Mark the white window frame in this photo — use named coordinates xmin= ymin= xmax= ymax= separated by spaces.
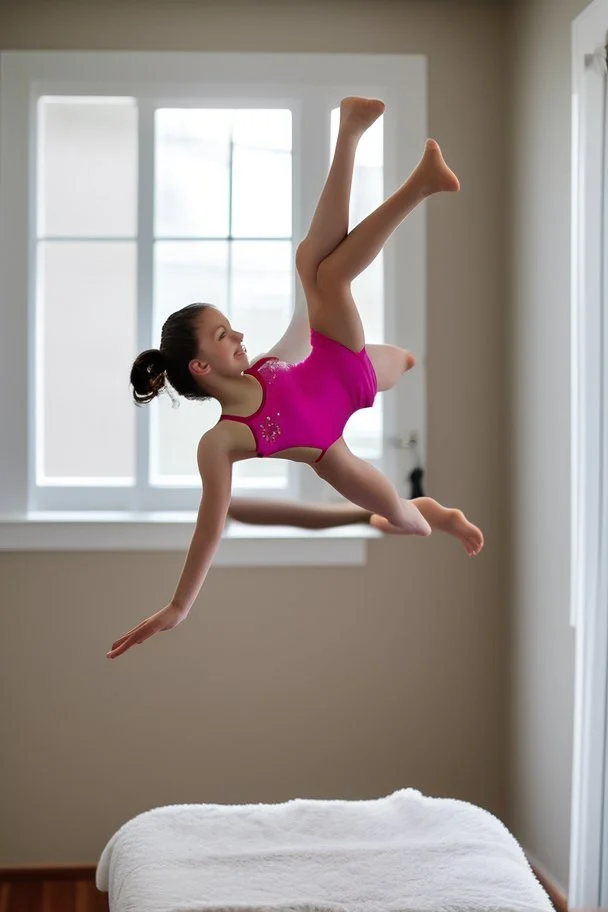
xmin=569 ymin=0 xmax=608 ymax=906
xmin=0 ymin=51 xmax=427 ymax=552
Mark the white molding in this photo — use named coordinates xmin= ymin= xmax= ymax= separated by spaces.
xmin=569 ymin=0 xmax=608 ymax=907
xmin=0 ymin=49 xmax=425 ymax=90
xmin=0 ymin=513 xmax=378 ymax=559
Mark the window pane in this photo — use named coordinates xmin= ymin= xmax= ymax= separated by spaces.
xmin=152 ymin=241 xmax=226 ymax=481
xmin=154 ymin=241 xmax=229 ymax=336
xmin=152 ymin=240 xmax=289 ymax=488
xmin=155 ymin=109 xmax=231 ymax=238
xmin=230 ymin=241 xmax=293 ymax=358
xmin=350 ymin=252 xmax=383 ymax=344
xmin=231 ymin=110 xmax=292 ymax=237
xmin=331 ymin=108 xmax=384 ymax=458
xmin=151 ymin=395 xmax=220 ymax=482
xmin=39 ymin=98 xmax=137 ymax=238
xmin=232 ymin=457 xmax=288 ymax=488
xmin=343 ymin=400 xmax=383 ymax=460
xmin=39 ymin=242 xmax=136 ymax=480
xmin=232 ymin=109 xmax=292 ymax=153
xmin=231 ymin=238 xmax=291 ymax=488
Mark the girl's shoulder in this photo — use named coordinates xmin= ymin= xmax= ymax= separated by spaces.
xmin=201 ymin=416 xmax=256 ymax=461
xmin=202 ymin=420 xmax=238 ymax=450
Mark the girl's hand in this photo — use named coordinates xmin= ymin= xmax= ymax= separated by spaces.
xmin=106 ymin=603 xmax=188 ymax=660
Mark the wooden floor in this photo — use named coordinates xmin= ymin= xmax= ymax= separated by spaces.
xmin=0 ymin=868 xmax=107 ymax=912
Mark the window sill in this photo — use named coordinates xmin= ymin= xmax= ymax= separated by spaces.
xmin=0 ymin=512 xmax=380 ymax=563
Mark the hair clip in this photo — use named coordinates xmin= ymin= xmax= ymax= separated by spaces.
xmin=164 ymin=384 xmax=180 ymax=410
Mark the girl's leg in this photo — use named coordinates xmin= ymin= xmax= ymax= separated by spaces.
xmin=297 ymin=97 xmax=385 ymax=272
xmin=227 ymin=497 xmax=371 ymax=529
xmin=295 ymin=98 xmax=384 ymax=355
xmin=371 ymin=496 xmax=484 ymax=557
xmin=317 ymin=140 xmax=459 ymax=286
xmin=265 ymin=98 xmax=382 ymax=365
xmin=314 ymin=438 xmax=431 ymax=536
xmin=305 ymin=140 xmax=459 ymax=352
xmin=226 ymin=494 xmax=483 ymax=556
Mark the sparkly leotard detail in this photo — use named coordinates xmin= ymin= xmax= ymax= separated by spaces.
xmin=219 ymin=330 xmax=378 ymax=462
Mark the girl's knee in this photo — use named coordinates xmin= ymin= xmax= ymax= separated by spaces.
xmin=316 ymin=256 xmax=349 ymax=293
xmin=296 ymin=241 xmax=352 ymax=297
xmin=295 ymin=240 xmax=318 ymax=283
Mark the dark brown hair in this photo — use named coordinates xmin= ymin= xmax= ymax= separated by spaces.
xmin=130 ymin=303 xmax=211 ymax=405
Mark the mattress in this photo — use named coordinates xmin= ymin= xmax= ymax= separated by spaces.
xmin=96 ymin=788 xmax=553 ymax=912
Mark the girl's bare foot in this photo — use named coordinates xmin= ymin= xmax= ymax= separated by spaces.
xmin=371 ymin=504 xmax=484 ymax=557
xmin=414 ymin=139 xmax=460 ymax=195
xmin=440 ymin=508 xmax=484 ymax=556
xmin=340 ymin=96 xmax=385 ymax=136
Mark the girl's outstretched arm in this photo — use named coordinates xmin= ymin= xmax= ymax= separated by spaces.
xmin=168 ymin=431 xmax=233 ymax=612
xmin=106 ymin=430 xmax=233 ymax=659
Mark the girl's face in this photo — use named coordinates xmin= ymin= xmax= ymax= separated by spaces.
xmin=190 ymin=306 xmax=250 ymax=382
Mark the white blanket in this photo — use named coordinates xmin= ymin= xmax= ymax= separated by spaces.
xmin=96 ymin=788 xmax=552 ymax=912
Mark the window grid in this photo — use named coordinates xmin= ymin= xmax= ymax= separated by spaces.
xmin=31 ymin=97 xmax=386 ymax=512
xmin=35 ymin=97 xmax=139 ymax=491
xmin=17 ymin=90 xmax=408 ymax=510
xmin=0 ymin=53 xmax=427 ymax=535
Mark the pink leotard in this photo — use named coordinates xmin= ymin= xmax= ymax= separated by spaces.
xmin=220 ymin=329 xmax=377 ymax=462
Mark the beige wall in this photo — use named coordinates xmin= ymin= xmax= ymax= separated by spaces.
xmin=507 ymin=0 xmax=592 ymax=892
xmin=0 ymin=0 xmax=510 ymax=865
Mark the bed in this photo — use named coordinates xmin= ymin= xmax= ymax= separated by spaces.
xmin=96 ymin=788 xmax=553 ymax=912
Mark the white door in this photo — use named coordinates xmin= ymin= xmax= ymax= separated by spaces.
xmin=600 ymin=23 xmax=608 ymax=906
xmin=570 ymin=0 xmax=608 ymax=908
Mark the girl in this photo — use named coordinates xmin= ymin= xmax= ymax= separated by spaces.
xmin=108 ymin=97 xmax=483 ymax=660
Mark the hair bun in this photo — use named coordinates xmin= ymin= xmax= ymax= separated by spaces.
xmin=146 ymin=350 xmax=166 ymax=375
xmin=130 ymin=349 xmax=167 ymax=404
